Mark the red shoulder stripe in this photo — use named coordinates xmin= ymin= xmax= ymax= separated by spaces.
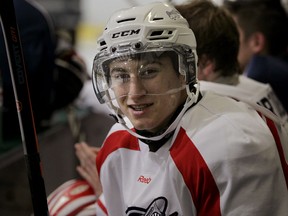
xmin=265 ymin=116 xmax=288 ymax=188
xmin=170 ymin=127 xmax=221 ymax=216
xmin=96 ymin=130 xmax=140 ymax=174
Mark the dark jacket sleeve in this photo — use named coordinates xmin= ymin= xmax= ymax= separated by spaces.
xmin=0 ymin=0 xmax=56 ymax=140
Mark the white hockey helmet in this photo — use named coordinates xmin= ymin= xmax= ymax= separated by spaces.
xmin=47 ymin=179 xmax=96 ymax=216
xmin=92 ymin=2 xmax=199 ymax=140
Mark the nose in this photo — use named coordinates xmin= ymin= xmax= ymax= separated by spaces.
xmin=128 ymin=76 xmax=147 ymax=97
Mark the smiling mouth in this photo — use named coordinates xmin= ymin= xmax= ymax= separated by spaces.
xmin=129 ymin=104 xmax=152 ymax=111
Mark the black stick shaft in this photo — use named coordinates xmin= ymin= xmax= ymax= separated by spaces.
xmin=0 ymin=0 xmax=49 ymax=215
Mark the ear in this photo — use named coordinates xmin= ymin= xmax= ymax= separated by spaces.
xmin=249 ymin=32 xmax=266 ymax=54
xmin=198 ymin=55 xmax=215 ymax=81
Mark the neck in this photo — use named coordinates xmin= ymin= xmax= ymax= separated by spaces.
xmin=136 ymin=101 xmax=185 ymax=152
xmin=213 ymin=73 xmax=239 ymax=86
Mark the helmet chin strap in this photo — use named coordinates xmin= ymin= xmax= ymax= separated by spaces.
xmin=110 ymin=82 xmax=200 ymax=141
xmin=187 ymin=81 xmax=200 ymax=104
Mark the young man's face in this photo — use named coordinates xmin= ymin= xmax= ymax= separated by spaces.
xmin=237 ymin=24 xmax=254 ymax=72
xmin=233 ymin=16 xmax=254 ymax=72
xmin=108 ymin=54 xmax=187 ymax=133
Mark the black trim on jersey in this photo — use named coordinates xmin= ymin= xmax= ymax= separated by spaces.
xmin=136 ymin=103 xmax=181 ymax=152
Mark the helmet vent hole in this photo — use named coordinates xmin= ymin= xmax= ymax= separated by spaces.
xmin=148 ymin=30 xmax=172 ymax=40
xmin=100 ymin=40 xmax=106 ymax=46
xmin=117 ymin=18 xmax=136 ymax=23
xmin=150 ymin=30 xmax=164 ymax=36
xmin=153 ymin=17 xmax=164 ymax=21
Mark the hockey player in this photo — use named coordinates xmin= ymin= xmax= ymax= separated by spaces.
xmin=223 ymin=0 xmax=288 ymax=113
xmin=175 ymin=0 xmax=288 ymax=132
xmin=73 ymin=2 xmax=288 ymax=215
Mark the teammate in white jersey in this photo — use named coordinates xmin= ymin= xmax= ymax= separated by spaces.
xmin=72 ymin=2 xmax=288 ymax=215
xmin=200 ymin=76 xmax=288 ymax=128
xmin=175 ymin=0 xmax=288 ymax=129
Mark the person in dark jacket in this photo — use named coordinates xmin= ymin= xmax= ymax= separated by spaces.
xmin=223 ymin=0 xmax=288 ymax=113
xmin=0 ymin=0 xmax=56 ymax=144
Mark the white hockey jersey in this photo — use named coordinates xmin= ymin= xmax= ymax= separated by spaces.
xmin=95 ymin=91 xmax=288 ymax=216
xmin=200 ymin=75 xmax=288 ymax=126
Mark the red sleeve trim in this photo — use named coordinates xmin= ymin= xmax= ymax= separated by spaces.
xmin=97 ymin=199 xmax=108 ymax=215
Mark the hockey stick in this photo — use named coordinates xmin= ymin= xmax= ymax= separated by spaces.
xmin=0 ymin=0 xmax=49 ymax=215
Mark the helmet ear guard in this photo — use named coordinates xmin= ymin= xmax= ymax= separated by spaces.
xmin=183 ymin=49 xmax=197 ymax=85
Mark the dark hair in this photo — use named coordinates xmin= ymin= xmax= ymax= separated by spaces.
xmin=224 ymin=2 xmax=288 ymax=60
xmin=175 ymin=0 xmax=240 ymax=76
xmin=223 ymin=0 xmax=284 ymax=12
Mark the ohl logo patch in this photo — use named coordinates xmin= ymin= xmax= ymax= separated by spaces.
xmin=125 ymin=197 xmax=179 ymax=216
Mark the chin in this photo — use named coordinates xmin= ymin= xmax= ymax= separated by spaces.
xmin=132 ymin=121 xmax=156 ymax=132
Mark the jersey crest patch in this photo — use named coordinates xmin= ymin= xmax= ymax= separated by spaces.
xmin=125 ymin=196 xmax=178 ymax=216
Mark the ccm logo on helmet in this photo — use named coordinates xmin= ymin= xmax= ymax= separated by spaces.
xmin=112 ymin=29 xmax=141 ymax=38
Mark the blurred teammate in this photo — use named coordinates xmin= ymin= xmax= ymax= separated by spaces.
xmin=175 ymin=0 xmax=288 ymax=131
xmin=223 ymin=0 xmax=288 ymax=112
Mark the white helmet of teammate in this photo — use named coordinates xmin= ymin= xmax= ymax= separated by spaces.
xmin=92 ymin=2 xmax=199 ymax=140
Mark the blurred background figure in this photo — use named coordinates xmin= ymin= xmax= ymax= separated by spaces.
xmin=0 ymin=0 xmax=112 ymax=215
xmin=223 ymin=0 xmax=288 ymax=113
xmin=36 ymin=0 xmax=81 ymax=45
xmin=0 ymin=0 xmax=56 ymax=145
xmin=0 ymin=0 xmax=88 ymax=147
xmin=175 ymin=0 xmax=288 ymax=126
